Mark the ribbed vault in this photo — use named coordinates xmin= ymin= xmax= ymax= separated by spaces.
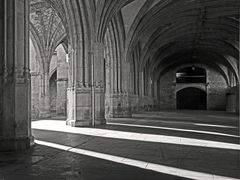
xmin=95 ymin=0 xmax=135 ymax=42
xmin=30 ymin=0 xmax=67 ymax=72
xmin=126 ymin=0 xmax=240 ymax=86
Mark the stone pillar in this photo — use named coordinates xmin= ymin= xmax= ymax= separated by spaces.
xmin=124 ymin=61 xmax=133 ymax=116
xmin=66 ymin=43 xmax=106 ymax=127
xmin=93 ymin=42 xmax=106 ymax=124
xmin=104 ymin=42 xmax=132 ymax=118
xmin=56 ymin=78 xmax=68 ymax=115
xmin=39 ymin=72 xmax=51 ymax=118
xmin=105 ymin=56 xmax=132 ymax=118
xmin=0 ymin=0 xmax=33 ymax=151
xmin=30 ymin=71 xmax=41 ymax=119
xmin=67 ymin=85 xmax=93 ymax=127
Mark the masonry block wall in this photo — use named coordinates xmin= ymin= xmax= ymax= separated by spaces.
xmin=130 ymin=95 xmax=140 ymax=112
xmin=105 ymin=94 xmax=131 ymax=118
xmin=226 ymin=85 xmax=239 ymax=113
xmin=207 ymin=68 xmax=228 ymax=110
xmin=139 ymin=96 xmax=155 ymax=110
xmin=159 ymin=65 xmax=228 ymax=110
xmin=159 ymin=70 xmax=176 ymax=110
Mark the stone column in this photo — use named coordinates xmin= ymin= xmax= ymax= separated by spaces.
xmin=93 ymin=42 xmax=106 ymax=124
xmin=66 ymin=46 xmax=93 ymax=126
xmin=39 ymin=72 xmax=51 ymax=118
xmin=66 ymin=43 xmax=106 ymax=127
xmin=56 ymin=78 xmax=68 ymax=115
xmin=123 ymin=61 xmax=132 ymax=117
xmin=104 ymin=40 xmax=131 ymax=118
xmin=30 ymin=71 xmax=41 ymax=119
xmin=0 ymin=0 xmax=33 ymax=151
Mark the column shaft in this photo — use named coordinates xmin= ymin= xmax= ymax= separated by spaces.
xmin=0 ymin=0 xmax=33 ymax=151
xmin=66 ymin=42 xmax=106 ymax=126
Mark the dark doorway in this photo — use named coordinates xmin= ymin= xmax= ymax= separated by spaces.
xmin=50 ymin=71 xmax=57 ymax=115
xmin=177 ymin=88 xmax=207 ymax=110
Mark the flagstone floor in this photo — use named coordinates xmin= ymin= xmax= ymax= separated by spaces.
xmin=1 ymin=110 xmax=239 ymax=180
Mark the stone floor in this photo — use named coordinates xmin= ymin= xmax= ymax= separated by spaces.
xmin=0 ymin=110 xmax=240 ymax=180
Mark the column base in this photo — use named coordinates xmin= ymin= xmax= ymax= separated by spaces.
xmin=66 ymin=118 xmax=106 ymax=127
xmin=0 ymin=136 xmax=35 ymax=152
xmin=105 ymin=94 xmax=132 ymax=118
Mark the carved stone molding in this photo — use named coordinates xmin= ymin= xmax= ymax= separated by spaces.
xmin=57 ymin=78 xmax=68 ymax=82
xmin=4 ymin=67 xmax=14 ymax=84
xmin=31 ymin=71 xmax=40 ymax=76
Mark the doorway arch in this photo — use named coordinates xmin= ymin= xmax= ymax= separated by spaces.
xmin=177 ymin=87 xmax=207 ymax=110
xmin=50 ymin=71 xmax=57 ymax=115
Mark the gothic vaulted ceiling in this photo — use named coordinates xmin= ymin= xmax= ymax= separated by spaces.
xmin=28 ymin=0 xmax=239 ymax=83
xmin=123 ymin=0 xmax=240 ymax=83
xmin=30 ymin=0 xmax=67 ymax=71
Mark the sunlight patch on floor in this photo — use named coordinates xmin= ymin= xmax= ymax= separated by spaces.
xmin=35 ymin=140 xmax=239 ymax=180
xmin=107 ymin=122 xmax=239 ymax=138
xmin=108 ymin=118 xmax=238 ymax=129
xmin=32 ymin=120 xmax=240 ymax=150
xmin=194 ymin=123 xmax=237 ymax=129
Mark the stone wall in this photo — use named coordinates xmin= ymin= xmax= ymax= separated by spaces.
xmin=159 ymin=70 xmax=176 ymax=110
xmin=226 ymin=85 xmax=239 ymax=113
xmin=207 ymin=69 xmax=228 ymax=111
xmin=105 ymin=93 xmax=132 ymax=118
xmin=159 ymin=65 xmax=228 ymax=111
xmin=129 ymin=94 xmax=156 ymax=112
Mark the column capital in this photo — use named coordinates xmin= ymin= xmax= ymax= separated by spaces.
xmin=3 ymin=67 xmax=31 ymax=84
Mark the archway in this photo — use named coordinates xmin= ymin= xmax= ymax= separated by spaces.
xmin=50 ymin=71 xmax=57 ymax=116
xmin=177 ymin=88 xmax=207 ymax=110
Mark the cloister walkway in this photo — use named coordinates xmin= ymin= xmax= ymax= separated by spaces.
xmin=1 ymin=111 xmax=239 ymax=180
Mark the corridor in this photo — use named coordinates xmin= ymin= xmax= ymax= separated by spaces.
xmin=1 ymin=111 xmax=239 ymax=180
